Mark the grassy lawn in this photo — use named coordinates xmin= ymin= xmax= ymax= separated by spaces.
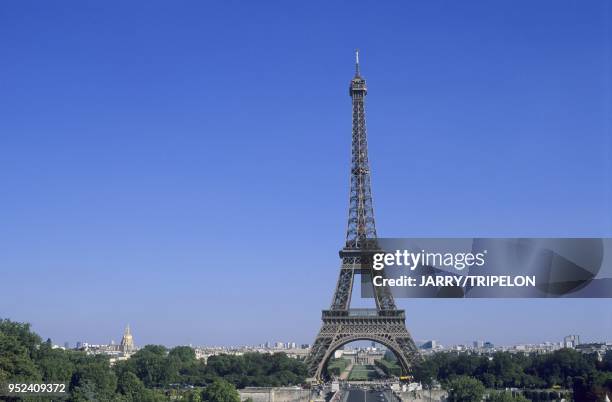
xmin=348 ymin=364 xmax=382 ymax=381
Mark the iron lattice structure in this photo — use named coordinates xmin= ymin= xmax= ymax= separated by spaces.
xmin=305 ymin=52 xmax=419 ymax=380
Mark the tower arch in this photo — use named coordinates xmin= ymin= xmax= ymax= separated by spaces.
xmin=316 ymin=336 xmax=411 ymax=381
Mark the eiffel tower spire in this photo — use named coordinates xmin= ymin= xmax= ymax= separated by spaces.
xmin=345 ymin=49 xmax=376 ymax=249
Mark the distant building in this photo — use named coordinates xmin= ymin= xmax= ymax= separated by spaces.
xmin=576 ymin=342 xmax=608 ymax=361
xmin=564 ymin=335 xmax=580 ymax=349
xmin=354 ymin=349 xmax=383 ymax=364
xmin=473 ymin=340 xmax=484 ymax=349
xmin=120 ymin=325 xmax=135 ymax=353
xmin=483 ymin=341 xmax=494 ymax=349
xmin=420 ymin=340 xmax=437 ymax=350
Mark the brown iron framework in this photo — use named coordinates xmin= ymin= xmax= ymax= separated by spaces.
xmin=305 ymin=51 xmax=419 ymax=380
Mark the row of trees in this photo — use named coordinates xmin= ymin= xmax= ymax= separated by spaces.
xmin=5 ymin=317 xmax=612 ymax=401
xmin=412 ymin=349 xmax=612 ymax=401
xmin=0 ymin=319 xmax=307 ymax=401
xmin=113 ymin=344 xmax=306 ymax=389
xmin=444 ymin=376 xmax=527 ymax=402
xmin=327 ymin=358 xmax=350 ymax=377
xmin=374 ymin=358 xmax=401 ymax=377
xmin=444 ymin=375 xmax=572 ymax=402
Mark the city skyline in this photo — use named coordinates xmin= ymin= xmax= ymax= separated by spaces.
xmin=55 ymin=321 xmax=609 ymax=353
xmin=54 ymin=322 xmax=612 ymax=351
xmin=2 ymin=1 xmax=611 ymax=348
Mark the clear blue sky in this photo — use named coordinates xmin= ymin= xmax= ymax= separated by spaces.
xmin=1 ymin=1 xmax=611 ymax=347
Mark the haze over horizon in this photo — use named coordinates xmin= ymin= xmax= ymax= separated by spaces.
xmin=2 ymin=1 xmax=611 ymax=347
xmin=32 ymin=319 xmax=609 ymax=350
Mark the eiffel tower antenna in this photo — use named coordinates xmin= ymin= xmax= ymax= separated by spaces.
xmin=305 ymin=52 xmax=419 ymax=381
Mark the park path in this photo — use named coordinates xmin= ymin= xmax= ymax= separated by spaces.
xmin=339 ymin=363 xmax=354 ymax=380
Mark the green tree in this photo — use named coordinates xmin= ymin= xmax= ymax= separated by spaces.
xmin=117 ymin=370 xmax=147 ymax=400
xmin=603 ymin=350 xmax=612 ymax=371
xmin=0 ymin=332 xmax=40 ymax=382
xmin=0 ymin=319 xmax=42 ymax=357
xmin=126 ymin=345 xmax=175 ymax=387
xmin=446 ymin=376 xmax=485 ymax=402
xmin=204 ymin=352 xmax=306 ymax=388
xmin=169 ymin=346 xmax=197 ymax=363
xmin=186 ymin=389 xmax=204 ymax=402
xmin=71 ymin=379 xmax=101 ymax=402
xmin=202 ymin=378 xmax=240 ymax=402
xmin=33 ymin=340 xmax=75 ymax=382
xmin=572 ymin=372 xmax=612 ymax=402
xmin=69 ymin=355 xmax=118 ymax=401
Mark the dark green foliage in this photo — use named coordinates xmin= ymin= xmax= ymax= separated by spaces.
xmin=327 ymin=358 xmax=349 ymax=376
xmin=0 ymin=318 xmax=307 ymax=401
xmin=201 ymin=378 xmax=240 ymax=402
xmin=116 ymin=370 xmax=165 ymax=401
xmin=446 ymin=376 xmax=485 ymax=402
xmin=117 ymin=370 xmax=146 ymax=399
xmin=374 ymin=359 xmax=401 ymax=376
xmin=0 ymin=331 xmax=41 ymax=382
xmin=204 ymin=352 xmax=307 ymax=388
xmin=604 ymin=350 xmax=612 ymax=371
xmin=69 ymin=354 xmax=118 ymax=401
xmin=0 ymin=320 xmax=42 ymax=357
xmin=572 ymin=373 xmax=612 ymax=402
xmin=169 ymin=345 xmax=197 ymax=363
xmin=4 ymin=317 xmax=612 ymax=401
xmin=33 ymin=340 xmax=76 ymax=382
xmin=414 ymin=349 xmax=612 ymax=400
xmin=122 ymin=345 xmax=176 ymax=387
xmin=413 ymin=349 xmax=612 ymax=391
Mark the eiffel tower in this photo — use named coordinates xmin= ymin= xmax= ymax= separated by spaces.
xmin=305 ymin=51 xmax=419 ymax=380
